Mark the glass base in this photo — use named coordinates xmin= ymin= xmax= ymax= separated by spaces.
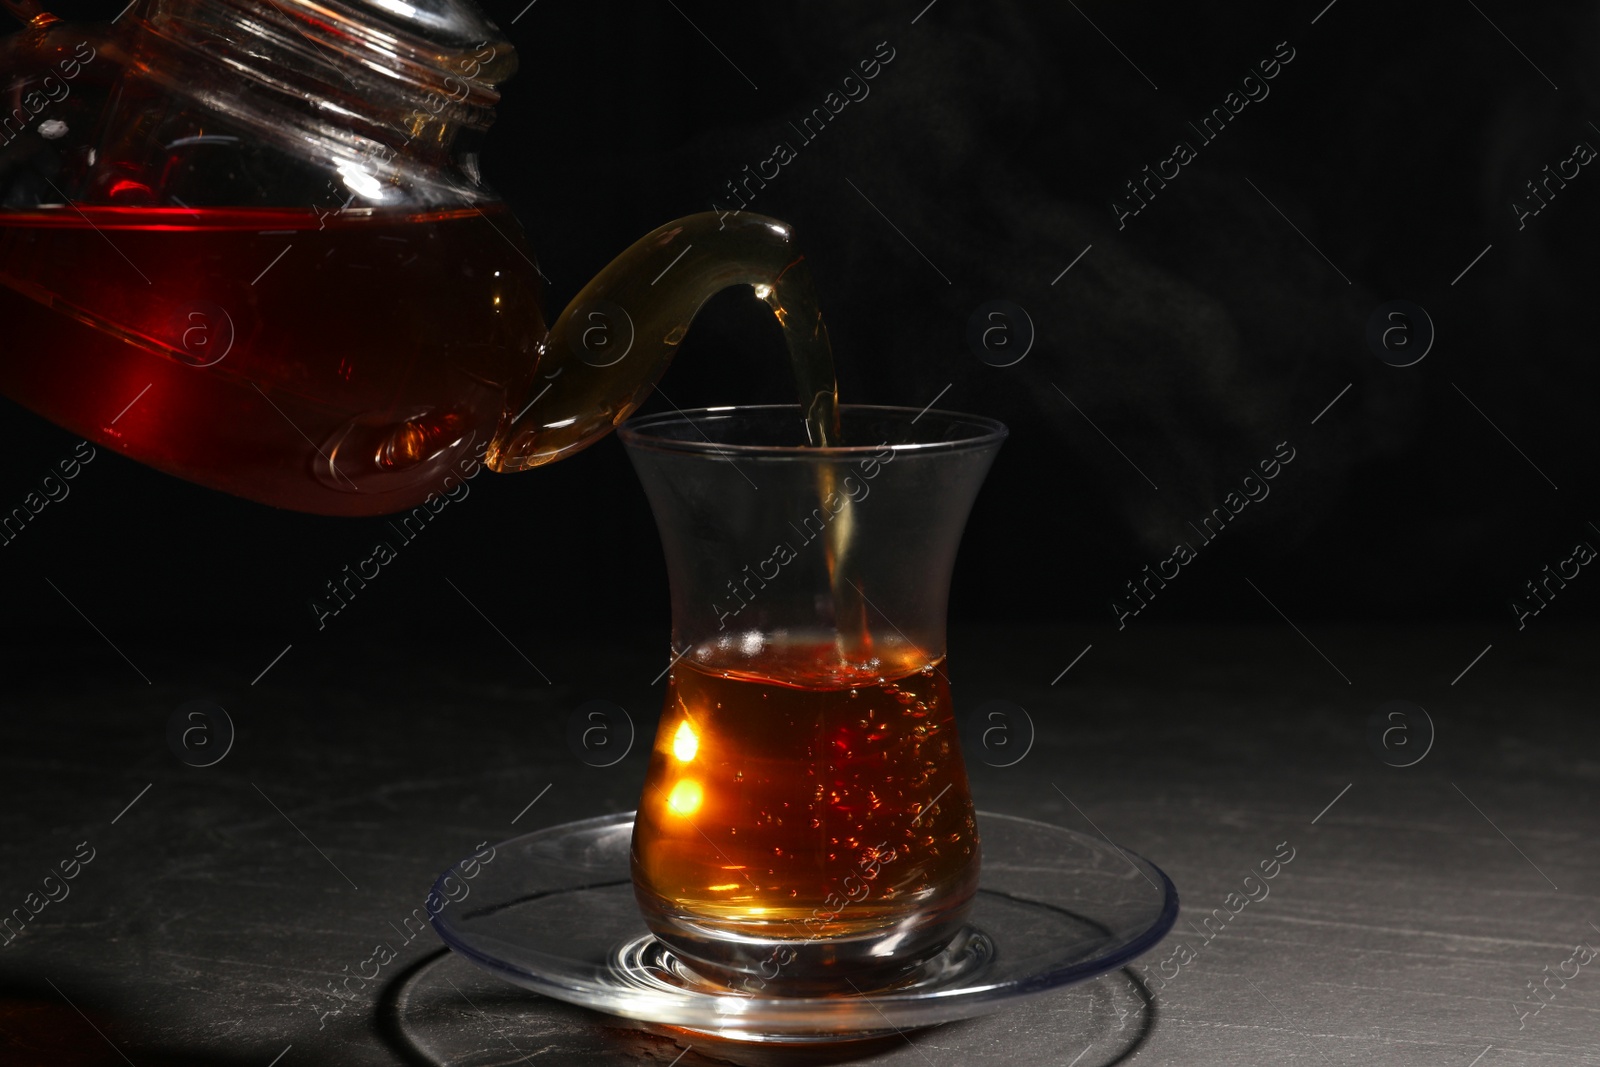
xmin=428 ymin=811 xmax=1178 ymax=1044
xmin=631 ymin=881 xmax=978 ymax=995
xmin=609 ymin=923 xmax=995 ymax=1006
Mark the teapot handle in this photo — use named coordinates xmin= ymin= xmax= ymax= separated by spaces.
xmin=485 ymin=210 xmax=837 ymax=472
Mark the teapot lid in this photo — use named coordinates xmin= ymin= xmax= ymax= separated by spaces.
xmin=134 ymin=0 xmax=518 ymax=114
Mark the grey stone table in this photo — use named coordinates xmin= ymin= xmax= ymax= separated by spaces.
xmin=2 ymin=624 xmax=1595 ymax=1065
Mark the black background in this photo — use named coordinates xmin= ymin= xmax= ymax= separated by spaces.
xmin=3 ymin=0 xmax=1597 ymax=654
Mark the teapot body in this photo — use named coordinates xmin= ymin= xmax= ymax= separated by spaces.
xmin=0 ymin=5 xmax=543 ymax=514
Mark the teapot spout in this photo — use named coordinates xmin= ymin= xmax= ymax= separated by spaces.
xmin=485 ymin=211 xmax=837 ymax=472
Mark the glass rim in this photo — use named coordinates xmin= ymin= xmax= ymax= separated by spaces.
xmin=617 ymin=403 xmax=1009 ymax=457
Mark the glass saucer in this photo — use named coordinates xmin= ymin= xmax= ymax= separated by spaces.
xmin=429 ymin=811 xmax=1178 ymax=1044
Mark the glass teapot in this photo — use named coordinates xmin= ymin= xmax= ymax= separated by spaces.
xmin=0 ymin=0 xmax=835 ymax=514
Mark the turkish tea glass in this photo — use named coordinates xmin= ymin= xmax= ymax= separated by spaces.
xmin=619 ymin=404 xmax=1006 ymax=993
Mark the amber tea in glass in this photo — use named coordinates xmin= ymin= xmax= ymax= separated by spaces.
xmin=620 ymin=405 xmax=1005 ymax=991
